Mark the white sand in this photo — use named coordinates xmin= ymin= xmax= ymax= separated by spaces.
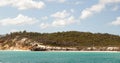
xmin=42 ymin=51 xmax=119 ymax=53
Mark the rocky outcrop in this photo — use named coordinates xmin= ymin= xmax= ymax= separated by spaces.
xmin=0 ymin=36 xmax=33 ymax=50
xmin=29 ymin=44 xmax=120 ymax=51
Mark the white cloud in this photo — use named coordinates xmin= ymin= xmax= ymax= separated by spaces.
xmin=58 ymin=0 xmax=66 ymax=3
xmin=52 ymin=16 xmax=75 ymax=27
xmin=111 ymin=17 xmax=120 ymax=25
xmin=112 ymin=5 xmax=119 ymax=11
xmin=90 ymin=4 xmax=105 ymax=12
xmin=46 ymin=0 xmax=66 ymax=3
xmin=40 ymin=16 xmax=76 ymax=29
xmin=51 ymin=10 xmax=70 ymax=19
xmin=40 ymin=10 xmax=77 ymax=29
xmin=0 ymin=0 xmax=11 ymax=6
xmin=70 ymin=9 xmax=75 ymax=13
xmin=0 ymin=0 xmax=45 ymax=10
xmin=40 ymin=23 xmax=50 ymax=29
xmin=99 ymin=0 xmax=120 ymax=4
xmin=0 ymin=14 xmax=37 ymax=26
xmin=80 ymin=4 xmax=105 ymax=19
xmin=41 ymin=16 xmax=48 ymax=20
xmin=80 ymin=0 xmax=120 ymax=19
xmin=80 ymin=9 xmax=93 ymax=19
xmin=51 ymin=10 xmax=76 ymax=27
xmin=75 ymin=1 xmax=83 ymax=5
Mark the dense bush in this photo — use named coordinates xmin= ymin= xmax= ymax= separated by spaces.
xmin=0 ymin=31 xmax=120 ymax=47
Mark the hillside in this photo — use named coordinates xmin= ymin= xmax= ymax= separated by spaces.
xmin=0 ymin=31 xmax=120 ymax=51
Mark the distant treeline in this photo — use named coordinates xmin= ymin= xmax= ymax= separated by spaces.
xmin=0 ymin=31 xmax=120 ymax=47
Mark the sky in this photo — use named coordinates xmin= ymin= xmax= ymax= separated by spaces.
xmin=0 ymin=0 xmax=120 ymax=35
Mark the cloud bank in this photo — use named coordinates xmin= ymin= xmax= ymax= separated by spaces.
xmin=0 ymin=0 xmax=45 ymax=10
xmin=111 ymin=17 xmax=120 ymax=26
xmin=40 ymin=10 xmax=76 ymax=29
xmin=0 ymin=14 xmax=37 ymax=26
xmin=80 ymin=0 xmax=120 ymax=19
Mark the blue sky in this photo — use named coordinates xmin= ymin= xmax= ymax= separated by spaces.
xmin=0 ymin=0 xmax=120 ymax=35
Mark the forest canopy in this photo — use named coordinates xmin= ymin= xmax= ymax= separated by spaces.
xmin=0 ymin=31 xmax=120 ymax=47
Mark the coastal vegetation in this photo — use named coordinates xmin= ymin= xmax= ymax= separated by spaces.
xmin=0 ymin=31 xmax=120 ymax=51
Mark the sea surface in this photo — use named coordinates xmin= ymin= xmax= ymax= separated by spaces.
xmin=0 ymin=51 xmax=120 ymax=63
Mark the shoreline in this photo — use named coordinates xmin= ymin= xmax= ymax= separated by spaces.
xmin=0 ymin=50 xmax=30 ymax=51
xmin=46 ymin=51 xmax=119 ymax=53
xmin=0 ymin=50 xmax=119 ymax=52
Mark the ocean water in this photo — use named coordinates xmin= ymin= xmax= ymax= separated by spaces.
xmin=0 ymin=51 xmax=120 ymax=63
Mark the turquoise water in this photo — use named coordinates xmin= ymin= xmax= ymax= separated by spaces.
xmin=0 ymin=51 xmax=120 ymax=63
